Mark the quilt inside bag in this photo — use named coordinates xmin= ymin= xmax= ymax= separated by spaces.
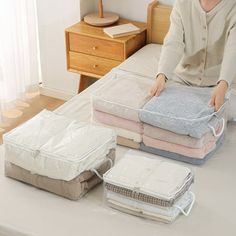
xmin=139 ymin=85 xmax=227 ymax=138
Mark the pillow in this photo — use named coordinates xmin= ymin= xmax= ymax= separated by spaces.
xmin=117 ymin=43 xmax=162 ymax=79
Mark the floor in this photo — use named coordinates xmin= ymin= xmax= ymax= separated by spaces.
xmin=0 ymin=95 xmax=65 ymax=144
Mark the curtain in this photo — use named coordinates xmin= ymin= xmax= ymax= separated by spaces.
xmin=0 ymin=0 xmax=40 ymax=130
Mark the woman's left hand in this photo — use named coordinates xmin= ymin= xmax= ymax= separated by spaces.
xmin=209 ymin=80 xmax=228 ymax=111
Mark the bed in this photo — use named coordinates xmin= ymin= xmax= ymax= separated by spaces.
xmin=0 ymin=1 xmax=236 ymax=235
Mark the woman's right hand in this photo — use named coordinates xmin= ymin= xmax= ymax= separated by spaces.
xmin=149 ymin=74 xmax=167 ymax=97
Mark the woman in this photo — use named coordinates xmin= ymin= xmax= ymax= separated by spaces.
xmin=150 ymin=0 xmax=236 ymax=111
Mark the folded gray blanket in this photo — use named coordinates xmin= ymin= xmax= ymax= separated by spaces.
xmin=139 ymin=85 xmax=226 ymax=138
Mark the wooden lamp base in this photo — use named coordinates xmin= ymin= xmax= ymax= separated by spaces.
xmin=84 ymin=12 xmax=119 ymax=27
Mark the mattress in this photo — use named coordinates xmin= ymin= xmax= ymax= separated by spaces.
xmin=0 ymin=43 xmax=235 ymax=236
xmin=92 ymin=73 xmax=153 ymax=122
xmin=139 ymin=85 xmax=227 ymax=138
xmin=5 ymin=149 xmax=115 ymax=200
xmin=3 ymin=110 xmax=116 ymax=181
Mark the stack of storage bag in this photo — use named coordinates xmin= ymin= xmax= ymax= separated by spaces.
xmin=139 ymin=85 xmax=226 ymax=165
xmin=92 ymin=75 xmax=227 ymax=165
xmin=92 ymin=74 xmax=152 ymax=149
xmin=4 ymin=110 xmax=116 ymax=200
xmin=104 ymin=153 xmax=195 ymax=223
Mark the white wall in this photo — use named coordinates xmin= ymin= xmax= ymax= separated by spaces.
xmin=36 ymin=0 xmax=81 ymax=100
xmin=94 ymin=0 xmax=175 ymax=22
xmin=80 ymin=0 xmax=96 ymax=19
xmin=36 ymin=0 xmax=174 ymax=100
xmin=159 ymin=0 xmax=175 ymax=5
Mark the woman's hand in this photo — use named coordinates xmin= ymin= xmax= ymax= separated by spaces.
xmin=209 ymin=80 xmax=228 ymax=111
xmin=149 ymin=74 xmax=167 ymax=97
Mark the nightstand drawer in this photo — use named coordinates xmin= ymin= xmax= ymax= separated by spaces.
xmin=69 ymin=52 xmax=121 ymax=76
xmin=69 ymin=33 xmax=124 ymax=61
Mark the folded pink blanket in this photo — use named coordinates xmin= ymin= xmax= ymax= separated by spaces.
xmin=93 ymin=109 xmax=143 ymax=134
xmin=143 ymin=124 xmax=216 ymax=149
xmin=143 ymin=135 xmax=216 ymax=159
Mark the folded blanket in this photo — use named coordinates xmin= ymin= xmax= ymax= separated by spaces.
xmin=143 ymin=124 xmax=216 ymax=149
xmin=103 ymin=154 xmax=193 ymax=201
xmin=140 ymin=134 xmax=225 ymax=165
xmin=105 ymin=175 xmax=193 ymax=207
xmin=117 ymin=136 xmax=140 ymax=149
xmin=93 ymin=109 xmax=143 ymax=134
xmin=104 ymin=154 xmax=195 ymax=223
xmin=92 ymin=119 xmax=142 ymax=143
xmin=5 ymin=150 xmax=115 ymax=200
xmin=92 ymin=74 xmax=152 ymax=122
xmin=4 ymin=110 xmax=116 ymax=181
xmin=139 ymin=85 xmax=226 ymax=138
xmin=143 ymin=135 xmax=215 ymax=159
xmin=106 ymin=191 xmax=194 ymax=223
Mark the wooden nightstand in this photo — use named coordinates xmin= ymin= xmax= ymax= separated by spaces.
xmin=65 ymin=19 xmax=147 ymax=92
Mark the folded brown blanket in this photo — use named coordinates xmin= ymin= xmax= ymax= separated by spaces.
xmin=105 ymin=173 xmax=194 ymax=208
xmin=5 ymin=149 xmax=115 ymax=200
xmin=117 ymin=136 xmax=140 ymax=149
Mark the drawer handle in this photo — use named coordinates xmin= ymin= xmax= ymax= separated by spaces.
xmin=92 ymin=46 xmax=97 ymax=50
xmin=93 ymin=64 xmax=98 ymax=68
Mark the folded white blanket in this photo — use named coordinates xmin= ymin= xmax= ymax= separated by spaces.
xmin=106 ymin=191 xmax=194 ymax=223
xmin=92 ymin=74 xmax=152 ymax=122
xmin=103 ymin=153 xmax=193 ymax=201
xmin=4 ymin=110 xmax=116 ymax=181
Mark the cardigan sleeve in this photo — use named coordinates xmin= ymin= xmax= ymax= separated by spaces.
xmin=218 ymin=24 xmax=236 ymax=87
xmin=157 ymin=0 xmax=185 ymax=80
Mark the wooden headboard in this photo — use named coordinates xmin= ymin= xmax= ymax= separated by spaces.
xmin=147 ymin=0 xmax=172 ymax=44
